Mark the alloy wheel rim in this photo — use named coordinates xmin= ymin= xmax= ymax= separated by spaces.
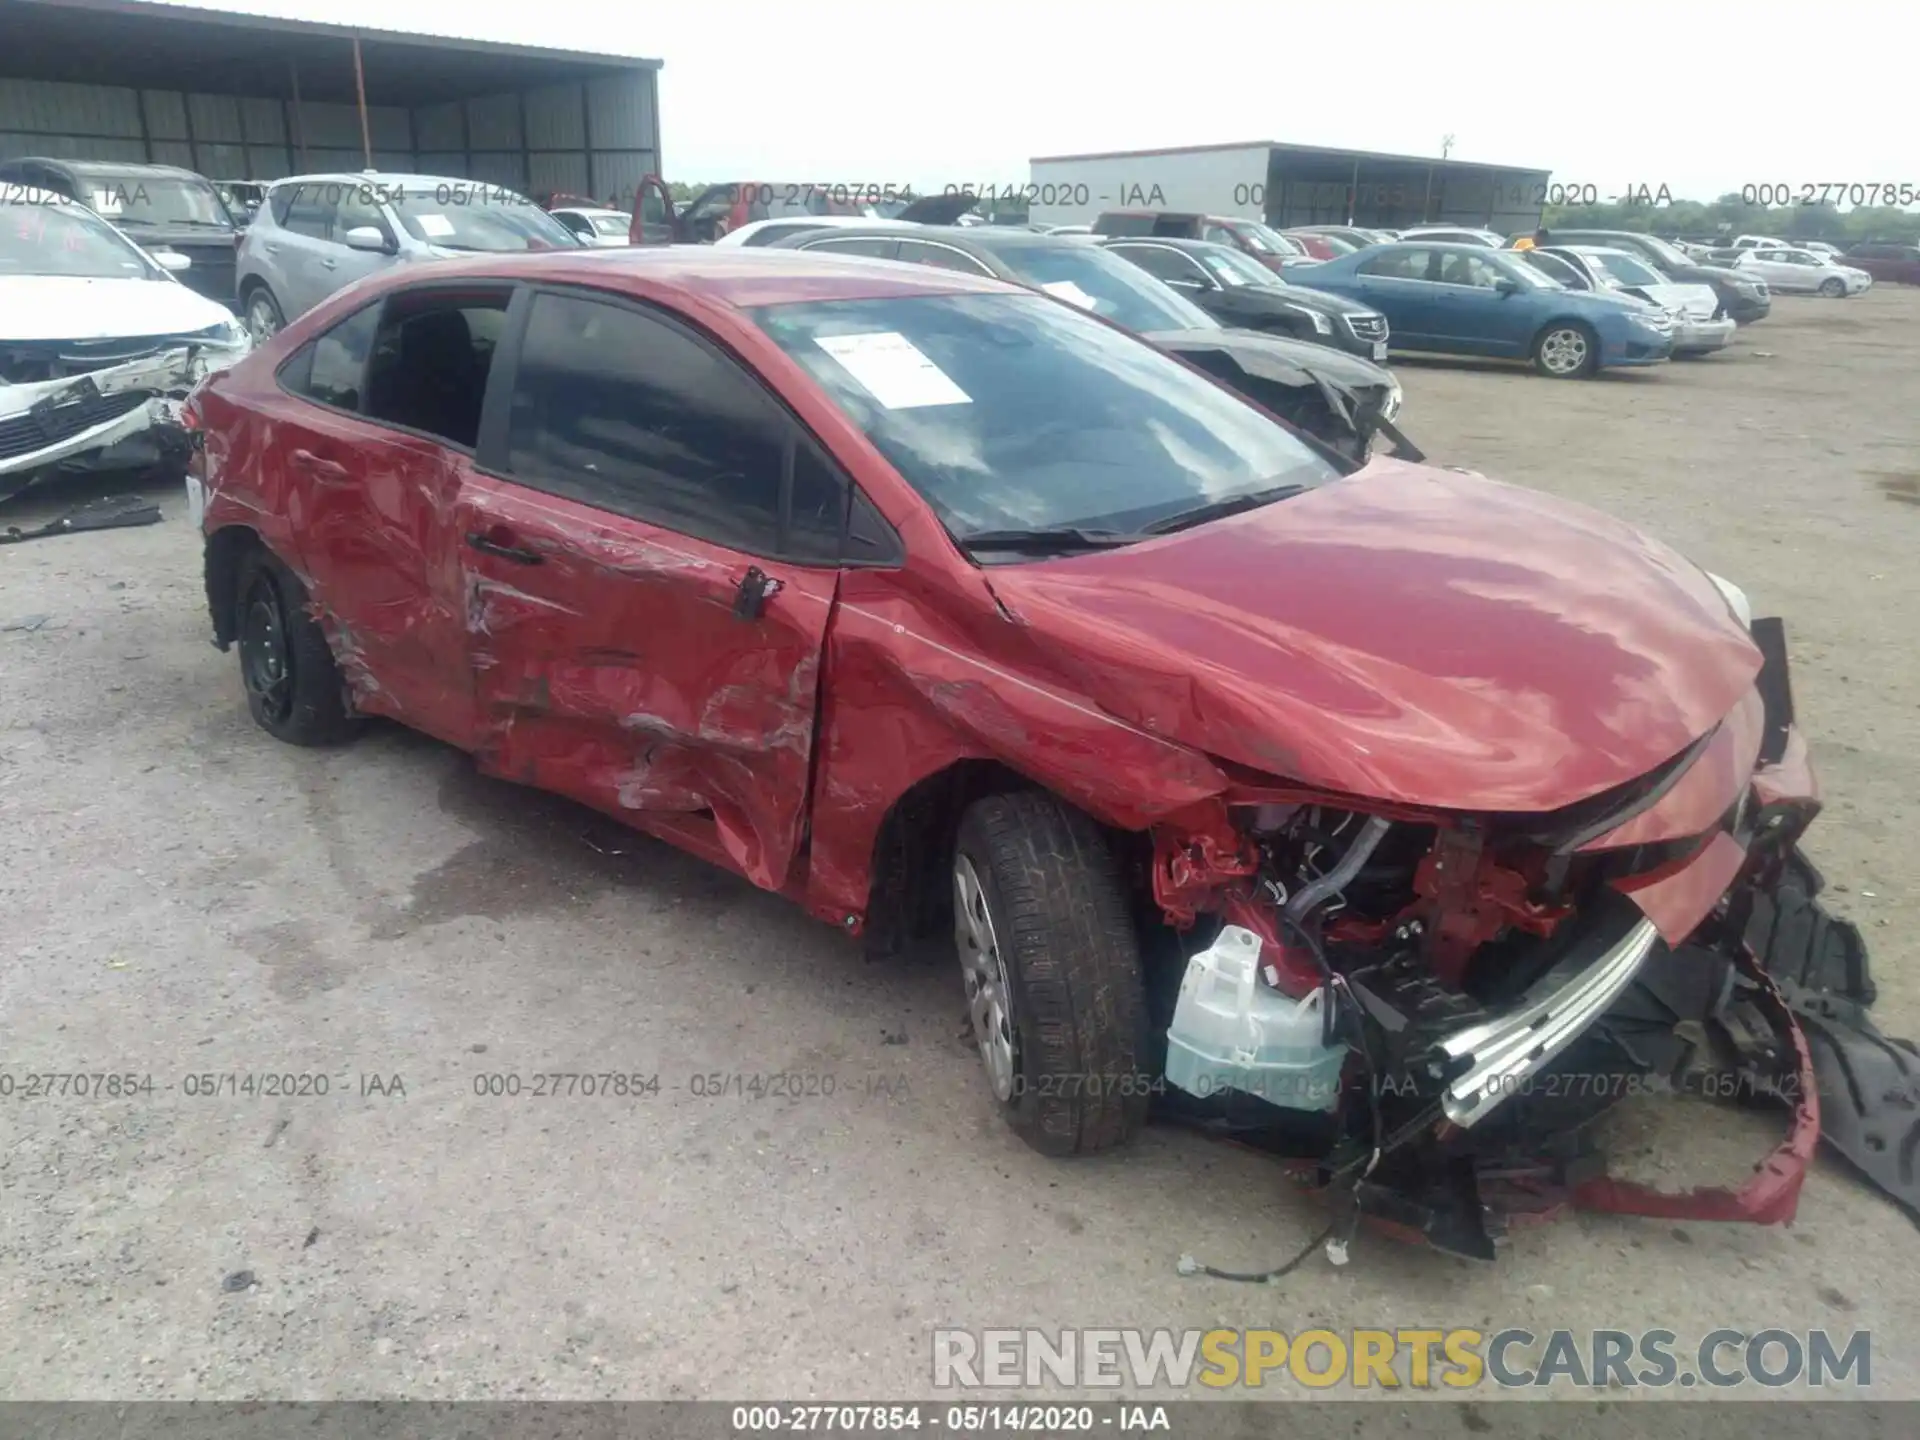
xmin=1542 ymin=328 xmax=1587 ymax=373
xmin=239 ymin=578 xmax=292 ymax=722
xmin=247 ymin=297 xmax=279 ymax=342
xmin=954 ymin=854 xmax=1016 ymax=1101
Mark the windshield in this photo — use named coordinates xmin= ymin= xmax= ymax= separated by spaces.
xmin=989 ymin=243 xmax=1218 ymax=333
xmin=1197 ymin=246 xmax=1281 ymax=288
xmin=752 ymin=293 xmax=1338 ymax=546
xmin=83 ymin=174 xmax=233 ymax=230
xmin=587 ymin=212 xmax=630 ymax=236
xmin=1 ymin=199 xmax=159 ymax=279
xmin=1594 ymin=252 xmax=1662 ymax=286
xmin=392 ymin=189 xmax=578 ymax=252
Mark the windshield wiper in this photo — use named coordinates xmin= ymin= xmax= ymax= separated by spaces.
xmin=959 ymin=526 xmax=1140 ymax=554
xmin=1140 ymin=482 xmax=1309 ymax=536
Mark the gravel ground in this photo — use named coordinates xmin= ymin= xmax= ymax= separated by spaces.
xmin=1 ymin=288 xmax=1916 ymax=1404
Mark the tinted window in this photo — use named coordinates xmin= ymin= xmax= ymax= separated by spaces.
xmin=1359 ymin=248 xmax=1434 ymax=280
xmin=504 ymin=291 xmax=790 ymax=553
xmin=1112 ymin=245 xmax=1208 ymax=284
xmin=897 ymin=240 xmax=992 ymax=275
xmin=752 ymin=293 xmax=1339 ymax=549
xmin=801 ymin=236 xmax=899 ymax=259
xmin=742 ymin=222 xmax=822 ymax=247
xmin=1523 ymin=251 xmax=1584 ymax=288
xmin=281 ymin=185 xmax=332 ymax=240
xmin=285 ymin=304 xmax=380 ymax=410
xmin=1092 ymin=213 xmax=1155 ymax=236
xmin=787 ymin=441 xmax=848 ymax=564
xmin=363 ymin=291 xmax=511 ymax=449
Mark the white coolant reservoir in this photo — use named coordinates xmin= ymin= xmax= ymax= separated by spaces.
xmin=1162 ymin=926 xmax=1347 ymax=1113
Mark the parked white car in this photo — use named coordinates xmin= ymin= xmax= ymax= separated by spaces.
xmin=1530 ymin=245 xmax=1735 ymax=355
xmin=1733 ymin=247 xmax=1873 ymax=296
xmin=1 ymin=185 xmax=249 ymax=499
xmin=550 ymin=207 xmax=633 ymax=248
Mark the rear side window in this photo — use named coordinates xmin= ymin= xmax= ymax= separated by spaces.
xmin=1111 ymin=244 xmax=1207 ymax=284
xmin=279 ymin=184 xmax=332 ymax=239
xmin=1359 ymin=248 xmax=1434 ymax=280
xmin=503 ymin=291 xmax=792 ymax=554
xmin=363 ymin=290 xmax=512 ymax=449
xmin=282 ymin=304 xmax=381 ymax=410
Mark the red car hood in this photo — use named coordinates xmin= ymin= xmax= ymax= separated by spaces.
xmin=983 ymin=460 xmax=1762 ymax=814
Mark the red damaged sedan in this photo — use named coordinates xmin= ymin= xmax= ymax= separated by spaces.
xmin=184 ymin=247 xmax=1901 ymax=1257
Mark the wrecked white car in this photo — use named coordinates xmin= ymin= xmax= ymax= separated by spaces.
xmin=1 ymin=186 xmax=249 ymax=502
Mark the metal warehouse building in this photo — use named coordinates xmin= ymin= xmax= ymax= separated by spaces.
xmin=1027 ymin=140 xmax=1552 ymax=235
xmin=0 ymin=0 xmax=662 ymax=204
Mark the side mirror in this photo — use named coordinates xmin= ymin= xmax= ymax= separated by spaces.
xmin=1493 ymin=277 xmax=1520 ymax=296
xmin=153 ymin=250 xmax=192 ymax=273
xmin=342 ymin=225 xmax=392 ymax=253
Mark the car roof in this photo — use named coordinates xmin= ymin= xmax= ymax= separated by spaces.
xmin=268 ymin=172 xmax=505 ymax=192
xmin=355 ymin=244 xmax=1022 ymax=308
xmin=555 ymin=207 xmax=629 ymax=218
xmin=13 ymin=158 xmax=206 ymax=180
xmin=1098 ymin=235 xmax=1240 ymax=257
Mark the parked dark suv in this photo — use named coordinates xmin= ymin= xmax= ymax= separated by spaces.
xmin=0 ymin=158 xmax=240 ymax=308
xmin=1843 ymin=242 xmax=1920 ymax=286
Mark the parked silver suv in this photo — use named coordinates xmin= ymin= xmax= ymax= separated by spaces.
xmin=235 ymin=172 xmax=583 ymax=340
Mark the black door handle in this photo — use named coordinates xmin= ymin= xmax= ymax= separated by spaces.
xmin=466 ymin=531 xmax=543 ymax=565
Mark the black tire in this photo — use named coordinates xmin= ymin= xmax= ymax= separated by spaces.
xmin=1745 ymin=848 xmax=1874 ymax=1003
xmin=1819 ymin=277 xmax=1845 ymax=298
xmin=243 ymin=285 xmax=284 ymax=343
xmin=234 ymin=547 xmax=356 ymax=746
xmin=1532 ymin=321 xmax=1598 ymax=379
xmin=953 ymin=791 xmax=1151 ymax=1156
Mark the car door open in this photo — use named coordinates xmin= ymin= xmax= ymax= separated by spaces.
xmin=454 ymin=286 xmax=841 ymax=891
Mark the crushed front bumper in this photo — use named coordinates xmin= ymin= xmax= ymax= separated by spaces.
xmin=1673 ymin=315 xmax=1737 ymax=353
xmin=0 ymin=341 xmax=248 ymax=494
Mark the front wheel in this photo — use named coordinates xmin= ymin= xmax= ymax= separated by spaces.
xmin=243 ymin=287 xmax=284 ymax=343
xmin=1819 ymin=277 xmax=1845 ymax=297
xmin=1533 ymin=322 xmax=1597 ymax=378
xmin=953 ymin=791 xmax=1151 ymax=1156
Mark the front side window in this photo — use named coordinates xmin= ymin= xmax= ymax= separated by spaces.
xmin=278 ymin=186 xmax=332 ymax=240
xmin=1436 ymin=251 xmax=1507 ymax=289
xmin=0 ymin=198 xmax=161 ymax=279
xmin=752 ymin=292 xmax=1340 ymax=549
xmin=284 ymin=304 xmax=381 ymax=411
xmin=800 ymin=236 xmax=899 ymax=259
xmin=1523 ymin=251 xmax=1584 ymax=288
xmin=334 ymin=187 xmax=393 ymax=246
xmin=1111 ymin=244 xmax=1209 ymax=285
xmin=504 ymin=291 xmax=792 ymax=554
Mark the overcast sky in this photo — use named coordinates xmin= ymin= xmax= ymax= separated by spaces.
xmin=185 ymin=0 xmax=1905 ymax=205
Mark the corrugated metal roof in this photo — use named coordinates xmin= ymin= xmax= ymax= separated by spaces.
xmin=1032 ymin=139 xmax=1549 ymax=177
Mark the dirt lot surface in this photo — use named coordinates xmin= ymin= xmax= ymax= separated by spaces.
xmin=2 ymin=289 xmax=1917 ymax=1406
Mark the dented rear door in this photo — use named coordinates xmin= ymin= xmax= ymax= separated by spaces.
xmin=456 ymin=285 xmax=839 ymax=891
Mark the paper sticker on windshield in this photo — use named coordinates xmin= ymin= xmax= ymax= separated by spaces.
xmin=416 ymin=213 xmax=456 ymax=238
xmin=1039 ymin=280 xmax=1098 ymax=311
xmin=815 ymin=332 xmax=971 ymax=409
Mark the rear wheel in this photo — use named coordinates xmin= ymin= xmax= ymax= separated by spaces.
xmin=243 ymin=286 xmax=284 ymax=343
xmin=1533 ymin=322 xmax=1597 ymax=378
xmin=235 ymin=548 xmax=356 ymax=746
xmin=953 ymin=791 xmax=1151 ymax=1156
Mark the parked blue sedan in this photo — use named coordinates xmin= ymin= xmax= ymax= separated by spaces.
xmin=1283 ymin=242 xmax=1675 ymax=378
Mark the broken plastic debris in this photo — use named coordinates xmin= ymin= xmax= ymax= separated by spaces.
xmin=1324 ymin=1236 xmax=1350 ymax=1267
xmin=1175 ymin=1254 xmax=1201 ymax=1276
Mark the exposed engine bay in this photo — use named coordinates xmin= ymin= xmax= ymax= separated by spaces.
xmin=1133 ymin=623 xmax=1911 ymax=1259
